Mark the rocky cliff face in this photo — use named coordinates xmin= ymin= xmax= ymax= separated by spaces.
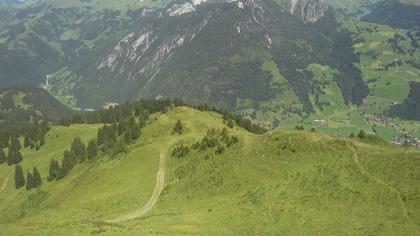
xmin=290 ymin=0 xmax=326 ymax=23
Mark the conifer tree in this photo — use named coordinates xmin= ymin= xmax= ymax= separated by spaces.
xmin=87 ymin=139 xmax=98 ymax=159
xmin=97 ymin=127 xmax=105 ymax=146
xmin=24 ymin=136 xmax=31 ymax=148
xmin=71 ymin=137 xmax=87 ymax=163
xmin=114 ymin=139 xmax=127 ymax=155
xmin=227 ymin=119 xmax=235 ymax=129
xmin=40 ymin=136 xmax=46 ymax=147
xmin=0 ymin=148 xmax=5 ymax=165
xmin=132 ymin=124 xmax=141 ymax=140
xmin=173 ymin=120 xmax=184 ymax=135
xmin=124 ymin=129 xmax=133 ymax=144
xmin=32 ymin=167 xmax=42 ymax=188
xmin=10 ymin=136 xmax=21 ymax=150
xmin=14 ymin=150 xmax=23 ymax=164
xmin=14 ymin=164 xmax=25 ymax=189
xmin=57 ymin=150 xmax=77 ymax=180
xmin=6 ymin=147 xmax=13 ymax=165
xmin=48 ymin=159 xmax=60 ymax=181
xmin=7 ymin=148 xmax=23 ymax=165
xmin=26 ymin=171 xmax=34 ymax=190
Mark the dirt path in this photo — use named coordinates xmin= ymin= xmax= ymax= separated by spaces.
xmin=0 ymin=173 xmax=10 ymax=193
xmin=351 ymin=148 xmax=411 ymax=222
xmin=106 ymin=151 xmax=166 ymax=223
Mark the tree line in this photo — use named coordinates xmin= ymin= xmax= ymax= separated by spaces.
xmin=60 ymin=99 xmax=267 ymax=135
xmin=172 ymin=121 xmax=240 ymax=159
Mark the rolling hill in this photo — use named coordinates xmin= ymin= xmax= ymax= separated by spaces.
xmin=0 ymin=105 xmax=419 ymax=235
xmin=0 ymin=85 xmax=73 ymax=123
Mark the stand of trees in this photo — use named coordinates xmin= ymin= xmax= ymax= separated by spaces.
xmin=0 ymin=120 xmax=50 ymax=151
xmin=170 ymin=127 xmax=239 ymax=159
xmin=390 ymin=82 xmax=420 ymax=120
xmin=14 ymin=165 xmax=42 ymax=190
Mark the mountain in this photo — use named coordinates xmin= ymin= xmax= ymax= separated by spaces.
xmin=0 ymin=0 xmax=381 ymax=110
xmin=89 ymin=0 xmax=367 ymax=110
xmin=0 ymin=0 xmax=419 ymax=142
xmin=363 ymin=0 xmax=420 ymax=30
xmin=0 ymin=105 xmax=419 ymax=234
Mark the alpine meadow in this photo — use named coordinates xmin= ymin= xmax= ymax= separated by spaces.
xmin=0 ymin=0 xmax=419 ymax=235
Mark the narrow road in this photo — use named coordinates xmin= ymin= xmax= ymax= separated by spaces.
xmin=351 ymin=148 xmax=411 ymax=222
xmin=0 ymin=174 xmax=10 ymax=193
xmin=106 ymin=151 xmax=166 ymax=223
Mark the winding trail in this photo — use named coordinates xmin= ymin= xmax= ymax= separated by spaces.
xmin=106 ymin=151 xmax=166 ymax=223
xmin=351 ymin=147 xmax=411 ymax=222
xmin=0 ymin=174 xmax=10 ymax=193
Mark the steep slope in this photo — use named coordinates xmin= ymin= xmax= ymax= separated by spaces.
xmin=0 ymin=0 xmax=369 ymax=112
xmin=363 ymin=0 xmax=420 ymax=30
xmin=390 ymin=82 xmax=420 ymax=120
xmin=0 ymin=106 xmax=419 ymax=235
xmin=78 ymin=0 xmax=368 ymax=112
xmin=0 ymin=85 xmax=73 ymax=123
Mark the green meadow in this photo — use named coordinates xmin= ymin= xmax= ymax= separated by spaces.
xmin=1 ymin=107 xmax=419 ymax=235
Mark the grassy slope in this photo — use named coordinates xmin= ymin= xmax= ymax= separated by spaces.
xmin=0 ymin=107 xmax=420 ymax=235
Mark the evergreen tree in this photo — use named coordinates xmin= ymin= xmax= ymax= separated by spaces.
xmin=124 ymin=129 xmax=133 ymax=144
xmin=221 ymin=128 xmax=228 ymax=140
xmin=10 ymin=136 xmax=21 ymax=150
xmin=48 ymin=159 xmax=60 ymax=181
xmin=7 ymin=148 xmax=23 ymax=165
xmin=231 ymin=135 xmax=239 ymax=144
xmin=358 ymin=130 xmax=366 ymax=139
xmin=14 ymin=150 xmax=23 ymax=164
xmin=227 ymin=119 xmax=235 ymax=129
xmin=0 ymin=148 xmax=5 ymax=165
xmin=26 ymin=171 xmax=34 ymax=191
xmin=24 ymin=136 xmax=31 ymax=148
xmin=6 ymin=147 xmax=13 ymax=165
xmin=32 ymin=167 xmax=42 ymax=188
xmin=97 ymin=127 xmax=105 ymax=146
xmin=71 ymin=137 xmax=87 ymax=163
xmin=57 ymin=150 xmax=77 ymax=180
xmin=40 ymin=135 xmax=46 ymax=147
xmin=14 ymin=164 xmax=25 ymax=189
xmin=132 ymin=124 xmax=141 ymax=140
xmin=87 ymin=139 xmax=98 ymax=159
xmin=215 ymin=145 xmax=225 ymax=155
xmin=173 ymin=120 xmax=184 ymax=135
xmin=114 ymin=139 xmax=127 ymax=155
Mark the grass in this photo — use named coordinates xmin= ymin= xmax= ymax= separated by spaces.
xmin=0 ymin=107 xmax=419 ymax=235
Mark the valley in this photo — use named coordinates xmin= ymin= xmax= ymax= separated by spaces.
xmin=0 ymin=1 xmax=420 ymax=234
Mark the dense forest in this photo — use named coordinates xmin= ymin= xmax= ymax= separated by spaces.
xmin=390 ymin=82 xmax=420 ymax=120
